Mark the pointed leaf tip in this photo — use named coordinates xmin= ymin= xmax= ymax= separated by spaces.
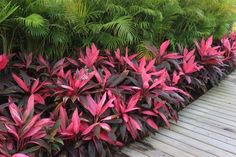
xmin=12 ymin=73 xmax=29 ymax=92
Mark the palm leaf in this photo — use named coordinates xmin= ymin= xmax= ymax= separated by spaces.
xmin=17 ymin=13 xmax=49 ymax=37
xmin=102 ymin=16 xmax=137 ymax=45
xmin=137 ymin=42 xmax=155 ymax=60
xmin=97 ymin=32 xmax=124 ymax=50
xmin=0 ymin=1 xmax=18 ymax=24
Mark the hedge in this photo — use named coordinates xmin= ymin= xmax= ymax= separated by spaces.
xmin=0 ymin=34 xmax=236 ymax=157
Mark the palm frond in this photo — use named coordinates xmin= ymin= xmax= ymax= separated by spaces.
xmin=130 ymin=5 xmax=157 ymax=17
xmin=0 ymin=1 xmax=18 ymax=24
xmin=48 ymin=27 xmax=69 ymax=46
xmin=102 ymin=16 xmax=137 ymax=45
xmin=17 ymin=13 xmax=49 ymax=37
xmin=137 ymin=42 xmax=155 ymax=60
xmin=106 ymin=3 xmax=128 ymax=16
xmin=97 ymin=32 xmax=124 ymax=50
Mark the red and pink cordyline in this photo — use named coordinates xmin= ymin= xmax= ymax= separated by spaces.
xmin=0 ymin=34 xmax=235 ymax=157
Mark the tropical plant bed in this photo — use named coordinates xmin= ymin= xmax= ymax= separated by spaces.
xmin=0 ymin=34 xmax=236 ymax=157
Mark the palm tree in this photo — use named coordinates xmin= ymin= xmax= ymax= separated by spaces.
xmin=0 ymin=1 xmax=18 ymax=53
xmin=0 ymin=0 xmax=235 ymax=58
xmin=0 ymin=0 xmax=69 ymax=57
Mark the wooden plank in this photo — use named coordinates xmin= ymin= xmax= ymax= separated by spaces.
xmin=201 ymin=92 xmax=236 ymax=100
xmin=191 ymin=102 xmax=236 ymax=117
xmin=212 ymin=90 xmax=235 ymax=95
xmin=206 ymin=90 xmax=236 ymax=98
xmin=122 ymin=148 xmax=149 ymax=157
xmin=218 ymin=81 xmax=236 ymax=85
xmin=217 ymin=88 xmax=236 ymax=91
xmin=196 ymin=100 xmax=236 ymax=113
xmin=217 ymin=81 xmax=235 ymax=84
xmin=167 ymin=125 xmax=236 ymax=154
xmin=215 ymin=83 xmax=236 ymax=89
xmin=219 ymin=81 xmax=236 ymax=87
xmin=209 ymin=86 xmax=234 ymax=92
xmin=227 ymin=80 xmax=236 ymax=83
xmin=170 ymin=121 xmax=236 ymax=146
xmin=213 ymin=83 xmax=236 ymax=88
xmin=209 ymin=90 xmax=236 ymax=96
xmin=195 ymin=99 xmax=236 ymax=112
xmin=206 ymin=90 xmax=234 ymax=98
xmin=201 ymin=94 xmax=236 ymax=103
xmin=187 ymin=105 xmax=236 ymax=122
xmin=151 ymin=133 xmax=217 ymax=157
xmin=141 ymin=137 xmax=195 ymax=157
xmin=218 ymin=83 xmax=236 ymax=87
xmin=217 ymin=86 xmax=236 ymax=90
xmin=227 ymin=75 xmax=236 ymax=79
xmin=227 ymin=74 xmax=236 ymax=77
xmin=228 ymin=74 xmax=236 ymax=77
xmin=197 ymin=99 xmax=236 ymax=110
xmin=178 ymin=116 xmax=236 ymax=140
xmin=198 ymin=98 xmax=236 ymax=111
xmin=183 ymin=109 xmax=236 ymax=127
xmin=204 ymin=92 xmax=236 ymax=100
xmin=206 ymin=87 xmax=234 ymax=92
xmin=159 ymin=128 xmax=236 ymax=157
xmin=223 ymin=76 xmax=236 ymax=80
xmin=211 ymin=88 xmax=236 ymax=93
xmin=221 ymin=78 xmax=236 ymax=82
xmin=179 ymin=112 xmax=236 ymax=133
xmin=207 ymin=89 xmax=234 ymax=97
xmin=129 ymin=142 xmax=173 ymax=157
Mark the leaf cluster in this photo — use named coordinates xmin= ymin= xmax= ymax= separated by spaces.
xmin=0 ymin=34 xmax=236 ymax=157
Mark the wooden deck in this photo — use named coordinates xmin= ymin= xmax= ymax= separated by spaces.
xmin=122 ymin=71 xmax=236 ymax=157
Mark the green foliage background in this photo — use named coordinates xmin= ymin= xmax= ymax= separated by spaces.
xmin=0 ymin=0 xmax=235 ymax=58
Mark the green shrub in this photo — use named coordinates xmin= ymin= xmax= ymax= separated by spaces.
xmin=0 ymin=0 xmax=235 ymax=58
